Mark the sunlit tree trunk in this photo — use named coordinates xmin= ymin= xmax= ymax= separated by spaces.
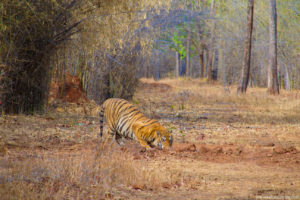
xmin=267 ymin=0 xmax=279 ymax=95
xmin=175 ymin=51 xmax=180 ymax=77
xmin=181 ymin=55 xmax=186 ymax=76
xmin=207 ymin=0 xmax=215 ymax=83
xmin=284 ymin=64 xmax=290 ymax=90
xmin=186 ymin=27 xmax=191 ymax=77
xmin=204 ymin=48 xmax=208 ymax=77
xmin=237 ymin=0 xmax=255 ymax=94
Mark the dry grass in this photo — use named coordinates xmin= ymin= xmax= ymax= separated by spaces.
xmin=0 ymin=139 xmax=189 ymax=200
xmin=139 ymin=77 xmax=300 ymax=115
xmin=1 ymin=78 xmax=300 ymax=199
xmin=136 ymin=78 xmax=300 ymax=147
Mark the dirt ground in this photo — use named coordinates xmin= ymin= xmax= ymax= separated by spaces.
xmin=1 ymin=78 xmax=300 ymax=200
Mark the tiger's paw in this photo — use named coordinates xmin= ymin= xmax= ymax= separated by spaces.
xmin=139 ymin=147 xmax=147 ymax=153
xmin=139 ymin=146 xmax=157 ymax=153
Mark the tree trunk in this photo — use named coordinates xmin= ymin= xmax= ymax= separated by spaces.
xmin=196 ymin=23 xmax=205 ymax=78
xmin=284 ymin=64 xmax=290 ymax=90
xmin=199 ymin=51 xmax=204 ymax=78
xmin=207 ymin=0 xmax=215 ymax=83
xmin=186 ymin=27 xmax=191 ymax=77
xmin=213 ymin=49 xmax=218 ymax=80
xmin=218 ymin=39 xmax=225 ymax=84
xmin=175 ymin=51 xmax=180 ymax=77
xmin=237 ymin=0 xmax=255 ymax=94
xmin=181 ymin=54 xmax=186 ymax=76
xmin=204 ymin=48 xmax=207 ymax=77
xmin=267 ymin=0 xmax=279 ymax=95
xmin=146 ymin=62 xmax=150 ymax=78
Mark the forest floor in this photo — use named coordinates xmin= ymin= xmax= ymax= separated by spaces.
xmin=1 ymin=78 xmax=300 ymax=200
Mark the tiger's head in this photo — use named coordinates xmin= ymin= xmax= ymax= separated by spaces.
xmin=151 ymin=126 xmax=173 ymax=149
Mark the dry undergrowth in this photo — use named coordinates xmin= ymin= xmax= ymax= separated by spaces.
xmin=1 ymin=78 xmax=300 ymax=199
xmin=0 ymin=141 xmax=186 ymax=199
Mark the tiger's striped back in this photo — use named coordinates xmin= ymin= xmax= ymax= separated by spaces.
xmin=99 ymin=98 xmax=173 ymax=149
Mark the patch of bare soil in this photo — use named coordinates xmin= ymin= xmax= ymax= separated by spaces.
xmin=172 ymin=143 xmax=299 ymax=167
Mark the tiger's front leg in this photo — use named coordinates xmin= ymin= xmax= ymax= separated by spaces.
xmin=137 ymin=137 xmax=152 ymax=149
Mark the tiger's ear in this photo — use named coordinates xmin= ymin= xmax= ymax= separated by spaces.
xmin=156 ymin=131 xmax=160 ymax=136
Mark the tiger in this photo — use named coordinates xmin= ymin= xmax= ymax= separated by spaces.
xmin=99 ymin=98 xmax=173 ymax=149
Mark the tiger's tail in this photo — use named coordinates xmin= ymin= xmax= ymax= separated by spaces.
xmin=99 ymin=105 xmax=104 ymax=137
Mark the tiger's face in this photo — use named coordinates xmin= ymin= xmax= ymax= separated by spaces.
xmin=152 ymin=127 xmax=173 ymax=149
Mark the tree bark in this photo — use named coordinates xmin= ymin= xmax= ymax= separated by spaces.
xmin=186 ymin=28 xmax=191 ymax=77
xmin=218 ymin=39 xmax=225 ymax=84
xmin=207 ymin=0 xmax=215 ymax=83
xmin=175 ymin=51 xmax=180 ymax=77
xmin=199 ymin=51 xmax=204 ymax=78
xmin=146 ymin=62 xmax=150 ymax=78
xmin=267 ymin=0 xmax=279 ymax=95
xmin=284 ymin=64 xmax=290 ymax=90
xmin=196 ymin=23 xmax=205 ymax=78
xmin=237 ymin=0 xmax=255 ymax=94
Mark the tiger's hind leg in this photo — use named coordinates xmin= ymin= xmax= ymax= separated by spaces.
xmin=115 ymin=133 xmax=124 ymax=146
xmin=107 ymin=127 xmax=124 ymax=146
xmin=107 ymin=127 xmax=115 ymax=137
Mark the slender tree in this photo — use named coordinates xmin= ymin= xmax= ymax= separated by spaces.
xmin=199 ymin=50 xmax=205 ymax=78
xmin=196 ymin=23 xmax=205 ymax=78
xmin=267 ymin=0 xmax=279 ymax=95
xmin=207 ymin=0 xmax=215 ymax=83
xmin=237 ymin=0 xmax=255 ymax=94
xmin=175 ymin=51 xmax=180 ymax=77
xmin=186 ymin=27 xmax=191 ymax=76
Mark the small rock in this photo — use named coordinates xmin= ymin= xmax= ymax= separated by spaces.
xmin=286 ymin=146 xmax=298 ymax=154
xmin=273 ymin=146 xmax=287 ymax=154
xmin=56 ymin=107 xmax=64 ymax=112
xmin=132 ymin=184 xmax=146 ymax=190
xmin=162 ymin=182 xmax=171 ymax=189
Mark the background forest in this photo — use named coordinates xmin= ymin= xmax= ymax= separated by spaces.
xmin=0 ymin=0 xmax=300 ymax=112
